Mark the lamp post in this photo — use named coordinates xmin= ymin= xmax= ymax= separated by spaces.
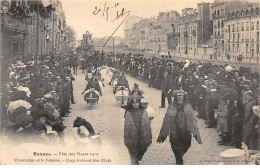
xmin=36 ymin=0 xmax=39 ymax=67
xmin=112 ymin=37 xmax=115 ymax=54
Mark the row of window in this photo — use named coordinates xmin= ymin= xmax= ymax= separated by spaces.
xmin=226 ymin=31 xmax=260 ymax=41
xmin=212 ymin=8 xmax=225 ymax=19
xmin=152 ymin=44 xmax=166 ymax=49
xmin=177 ymin=26 xmax=196 ymax=35
xmin=226 ymin=43 xmax=260 ymax=56
xmin=179 ymin=36 xmax=196 ymax=45
xmin=178 ymin=47 xmax=197 ymax=51
xmin=227 ymin=20 xmax=260 ymax=32
xmin=150 ymin=37 xmax=167 ymax=43
xmin=214 ymin=19 xmax=224 ymax=29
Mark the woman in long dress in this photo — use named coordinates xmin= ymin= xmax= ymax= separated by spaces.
xmin=123 ymin=92 xmax=152 ymax=165
xmin=157 ymin=90 xmax=202 ymax=165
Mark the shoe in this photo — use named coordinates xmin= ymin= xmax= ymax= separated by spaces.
xmin=159 ymin=106 xmax=165 ymax=108
xmin=204 ymin=121 xmax=209 ymax=124
xmin=206 ymin=125 xmax=214 ymax=128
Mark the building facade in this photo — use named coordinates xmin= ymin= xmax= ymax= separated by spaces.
xmin=1 ymin=0 xmax=69 ymax=83
xmin=124 ymin=11 xmax=180 ymax=55
xmin=177 ymin=3 xmax=212 ymax=58
xmin=151 ymin=11 xmax=180 ymax=55
xmin=1 ymin=0 xmax=67 ymax=59
xmin=225 ymin=6 xmax=260 ymax=62
xmin=211 ymin=0 xmax=247 ymax=58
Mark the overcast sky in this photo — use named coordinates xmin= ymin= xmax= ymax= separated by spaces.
xmin=61 ymin=0 xmax=257 ymax=40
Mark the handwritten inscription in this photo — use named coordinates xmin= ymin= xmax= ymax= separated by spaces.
xmin=93 ymin=2 xmax=130 ymax=47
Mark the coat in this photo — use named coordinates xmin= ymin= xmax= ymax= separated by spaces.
xmin=242 ymin=100 xmax=257 ymax=146
xmin=160 ymin=75 xmax=173 ymax=92
xmin=216 ymin=104 xmax=228 ymax=133
xmin=157 ymin=102 xmax=201 ymax=143
xmin=124 ymin=108 xmax=152 ymax=161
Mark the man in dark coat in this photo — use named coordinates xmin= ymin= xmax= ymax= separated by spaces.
xmin=194 ymin=75 xmax=207 ymax=119
xmin=72 ymin=55 xmax=78 ymax=75
xmin=160 ymin=70 xmax=173 ymax=108
xmin=148 ymin=65 xmax=156 ymax=88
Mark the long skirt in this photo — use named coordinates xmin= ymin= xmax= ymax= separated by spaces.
xmin=127 ymin=143 xmax=148 ymax=161
xmin=170 ymin=133 xmax=192 ymax=165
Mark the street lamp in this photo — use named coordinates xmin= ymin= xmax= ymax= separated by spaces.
xmin=112 ymin=37 xmax=115 ymax=54
xmin=36 ymin=0 xmax=40 ymax=67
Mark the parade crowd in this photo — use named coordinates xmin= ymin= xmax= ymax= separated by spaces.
xmin=102 ymin=51 xmax=260 ymax=151
xmin=1 ymin=53 xmax=76 ymax=144
xmin=1 ymin=50 xmax=259 ymax=165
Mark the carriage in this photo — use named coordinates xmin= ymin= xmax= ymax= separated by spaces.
xmin=84 ymin=88 xmax=100 ymax=109
xmin=114 ymin=86 xmax=129 ymax=105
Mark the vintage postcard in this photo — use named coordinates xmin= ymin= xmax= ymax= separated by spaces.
xmin=0 ymin=0 xmax=259 ymax=166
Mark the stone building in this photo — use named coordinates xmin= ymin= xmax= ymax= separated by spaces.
xmin=124 ymin=11 xmax=180 ymax=55
xmin=225 ymin=6 xmax=260 ymax=62
xmin=0 ymin=0 xmax=67 ymax=83
xmin=149 ymin=11 xmax=180 ymax=55
xmin=124 ymin=16 xmax=141 ymax=49
xmin=1 ymin=0 xmax=66 ymax=59
xmin=211 ymin=0 xmax=247 ymax=59
xmin=177 ymin=3 xmax=212 ymax=58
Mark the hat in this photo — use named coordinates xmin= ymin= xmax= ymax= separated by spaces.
xmin=225 ymin=65 xmax=234 ymax=72
xmin=129 ymin=92 xmax=143 ymax=101
xmin=44 ymin=94 xmax=52 ymax=99
xmin=173 ymin=90 xmax=187 ymax=96
xmin=17 ymin=62 xmax=27 ymax=69
xmin=10 ymin=106 xmax=28 ymax=122
xmin=15 ymin=113 xmax=33 ymax=126
xmin=17 ymin=86 xmax=31 ymax=97
xmin=27 ymin=61 xmax=35 ymax=67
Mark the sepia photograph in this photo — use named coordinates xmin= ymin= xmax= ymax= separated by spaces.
xmin=0 ymin=0 xmax=259 ymax=166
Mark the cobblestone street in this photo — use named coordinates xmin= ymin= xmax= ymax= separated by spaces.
xmin=63 ymin=70 xmax=232 ymax=165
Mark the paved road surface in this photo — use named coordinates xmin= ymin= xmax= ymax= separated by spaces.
xmin=63 ymin=70 xmax=231 ymax=165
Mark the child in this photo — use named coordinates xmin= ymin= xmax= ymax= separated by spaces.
xmin=216 ymin=96 xmax=228 ymax=145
